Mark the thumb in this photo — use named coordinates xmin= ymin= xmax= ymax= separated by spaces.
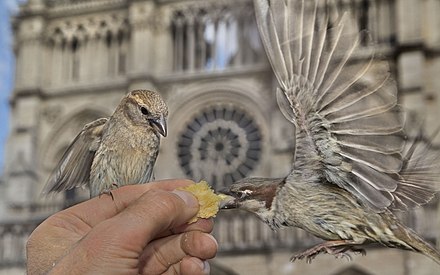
xmin=85 ymin=189 xmax=199 ymax=255
xmin=111 ymin=189 xmax=200 ymax=247
xmin=49 ymin=189 xmax=200 ymax=274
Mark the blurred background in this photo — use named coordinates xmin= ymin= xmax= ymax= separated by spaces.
xmin=0 ymin=0 xmax=439 ymax=274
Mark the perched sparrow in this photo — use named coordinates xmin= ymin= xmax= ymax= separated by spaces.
xmin=221 ymin=0 xmax=440 ymax=264
xmin=44 ymin=90 xmax=168 ymax=198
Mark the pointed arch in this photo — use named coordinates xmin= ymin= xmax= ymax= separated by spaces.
xmin=332 ymin=266 xmax=372 ymax=275
xmin=156 ymin=79 xmax=273 ymax=184
xmin=40 ymin=108 xmax=108 ymax=172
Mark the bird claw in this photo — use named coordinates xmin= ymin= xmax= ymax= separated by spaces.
xmin=290 ymin=245 xmax=325 ymax=263
xmin=99 ymin=190 xmax=114 ymax=200
xmin=290 ymin=242 xmax=366 ymax=263
xmin=349 ymin=247 xmax=367 ymax=256
xmin=99 ymin=183 xmax=119 ymax=200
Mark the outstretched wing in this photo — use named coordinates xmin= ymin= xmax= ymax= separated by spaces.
xmin=393 ymin=119 xmax=440 ymax=210
xmin=254 ymin=0 xmax=438 ymax=211
xmin=43 ymin=118 xmax=108 ymax=194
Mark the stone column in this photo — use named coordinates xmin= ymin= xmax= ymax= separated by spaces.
xmin=154 ymin=6 xmax=174 ymax=74
xmin=395 ymin=0 xmax=425 ymax=118
xmin=15 ymin=17 xmax=46 ymax=90
xmin=422 ymin=0 xmax=440 ymax=139
xmin=424 ymin=0 xmax=440 ymax=48
xmin=4 ymin=95 xmax=41 ymax=219
xmin=128 ymin=0 xmax=158 ymax=91
xmin=3 ymin=4 xmax=46 ymax=219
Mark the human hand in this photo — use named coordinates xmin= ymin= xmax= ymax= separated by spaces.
xmin=27 ymin=179 xmax=217 ymax=275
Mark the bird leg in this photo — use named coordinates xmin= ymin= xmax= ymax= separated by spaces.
xmin=290 ymin=240 xmax=366 ymax=263
xmin=99 ymin=183 xmax=120 ymax=200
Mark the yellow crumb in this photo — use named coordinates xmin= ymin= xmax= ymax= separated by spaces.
xmin=178 ymin=181 xmax=224 ymax=223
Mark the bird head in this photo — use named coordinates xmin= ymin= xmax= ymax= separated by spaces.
xmin=122 ymin=90 xmax=168 ymax=137
xmin=219 ymin=177 xmax=285 ymax=223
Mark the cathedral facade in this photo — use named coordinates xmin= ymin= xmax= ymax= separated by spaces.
xmin=1 ymin=0 xmax=440 ymax=274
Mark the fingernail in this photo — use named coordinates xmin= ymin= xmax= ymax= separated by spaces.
xmin=172 ymin=190 xmax=199 ymax=208
xmin=202 ymin=261 xmax=210 ymax=274
xmin=193 ymin=259 xmax=210 ymax=275
xmin=191 ymin=258 xmax=211 ymax=275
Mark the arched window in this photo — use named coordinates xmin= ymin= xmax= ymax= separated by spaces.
xmin=71 ymin=37 xmax=80 ymax=81
xmin=171 ymin=2 xmax=264 ymax=72
xmin=46 ymin=16 xmax=130 ymax=85
xmin=332 ymin=0 xmax=396 ymax=46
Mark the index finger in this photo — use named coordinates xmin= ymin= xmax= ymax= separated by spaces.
xmin=52 ymin=179 xmax=194 ymax=229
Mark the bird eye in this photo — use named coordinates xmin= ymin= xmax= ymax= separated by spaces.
xmin=238 ymin=191 xmax=248 ymax=199
xmin=140 ymin=107 xmax=149 ymax=115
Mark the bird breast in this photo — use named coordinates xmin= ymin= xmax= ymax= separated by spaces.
xmin=90 ymin=124 xmax=160 ymax=190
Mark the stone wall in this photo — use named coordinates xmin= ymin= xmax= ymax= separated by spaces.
xmin=1 ymin=0 xmax=439 ymax=274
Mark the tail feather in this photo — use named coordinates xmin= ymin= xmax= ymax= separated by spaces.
xmin=392 ymin=223 xmax=440 ymax=265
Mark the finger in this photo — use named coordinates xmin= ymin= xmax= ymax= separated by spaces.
xmin=83 ymin=189 xmax=200 ymax=254
xmin=48 ymin=179 xmax=194 ymax=230
xmin=50 ymin=189 xmax=201 ymax=273
xmin=164 ymin=257 xmax=210 ymax=275
xmin=139 ymin=231 xmax=217 ymax=274
xmin=154 ymin=218 xmax=214 ymax=240
xmin=173 ymin=218 xmax=214 ymax=234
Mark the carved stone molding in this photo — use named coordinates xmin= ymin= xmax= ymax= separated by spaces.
xmin=46 ymin=0 xmax=127 ymax=13
xmin=45 ymin=12 xmax=129 ymax=43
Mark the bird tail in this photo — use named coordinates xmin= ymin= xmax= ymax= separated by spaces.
xmin=392 ymin=222 xmax=440 ymax=265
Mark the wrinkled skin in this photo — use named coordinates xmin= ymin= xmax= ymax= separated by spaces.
xmin=28 ymin=180 xmax=217 ymax=275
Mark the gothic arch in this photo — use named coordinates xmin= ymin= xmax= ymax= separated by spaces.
xmin=44 ymin=14 xmax=131 ymax=85
xmin=156 ymin=79 xmax=273 ymax=186
xmin=331 ymin=266 xmax=372 ymax=275
xmin=74 ymin=24 xmax=88 ymax=42
xmin=50 ymin=27 xmax=66 ymax=45
xmin=40 ymin=107 xmax=108 ymax=173
xmin=166 ymin=78 xmax=271 ymax=124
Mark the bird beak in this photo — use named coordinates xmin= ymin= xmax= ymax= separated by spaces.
xmin=150 ymin=115 xmax=167 ymax=137
xmin=218 ymin=189 xmax=238 ymax=209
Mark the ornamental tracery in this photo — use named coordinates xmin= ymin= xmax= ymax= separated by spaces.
xmin=177 ymin=105 xmax=262 ymax=189
xmin=45 ymin=14 xmax=130 ymax=85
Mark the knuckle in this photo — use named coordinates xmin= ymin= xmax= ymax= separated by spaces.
xmin=141 ymin=190 xmax=182 ymax=221
xmin=170 ymin=264 xmax=180 ymax=275
xmin=181 ymin=232 xmax=217 ymax=259
xmin=150 ymin=190 xmax=181 ymax=214
xmin=151 ymin=243 xmax=170 ymax=271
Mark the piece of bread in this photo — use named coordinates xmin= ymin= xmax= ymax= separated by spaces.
xmin=178 ymin=181 xmax=227 ymax=223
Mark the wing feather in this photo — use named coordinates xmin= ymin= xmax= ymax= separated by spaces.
xmin=254 ymin=0 xmax=439 ymax=211
xmin=392 ymin=124 xmax=440 ymax=210
xmin=43 ymin=118 xmax=108 ymax=194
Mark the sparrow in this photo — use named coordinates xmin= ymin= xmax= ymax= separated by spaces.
xmin=220 ymin=0 xmax=440 ymax=264
xmin=44 ymin=89 xmax=168 ymax=198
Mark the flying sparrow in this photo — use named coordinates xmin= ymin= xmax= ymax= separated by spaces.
xmin=44 ymin=89 xmax=168 ymax=198
xmin=221 ymin=0 xmax=440 ymax=264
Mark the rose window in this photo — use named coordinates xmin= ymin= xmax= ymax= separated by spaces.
xmin=177 ymin=105 xmax=262 ymax=189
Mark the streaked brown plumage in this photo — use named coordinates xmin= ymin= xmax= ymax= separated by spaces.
xmin=44 ymin=89 xmax=168 ymax=198
xmin=220 ymin=0 xmax=440 ymax=264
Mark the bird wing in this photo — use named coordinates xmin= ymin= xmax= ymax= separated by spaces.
xmin=43 ymin=118 xmax=108 ymax=194
xmin=254 ymin=0 xmax=438 ymax=211
xmin=393 ymin=121 xmax=440 ymax=210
